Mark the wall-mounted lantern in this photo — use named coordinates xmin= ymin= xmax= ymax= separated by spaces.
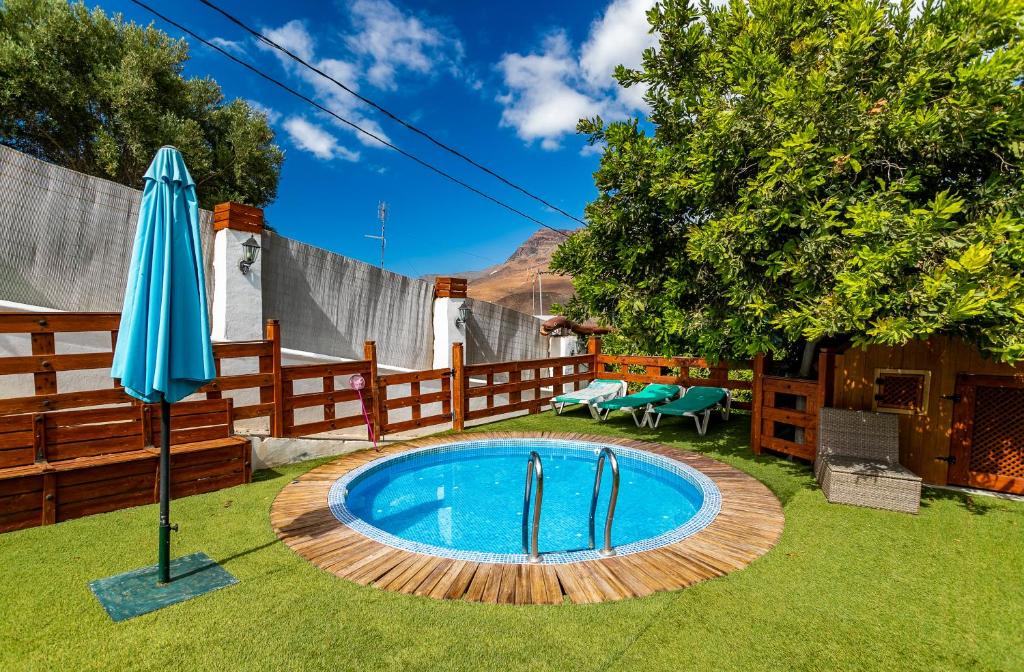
xmin=456 ymin=304 xmax=472 ymax=329
xmin=238 ymin=235 xmax=261 ymax=274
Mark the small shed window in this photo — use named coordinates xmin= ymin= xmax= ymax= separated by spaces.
xmin=873 ymin=369 xmax=930 ymax=415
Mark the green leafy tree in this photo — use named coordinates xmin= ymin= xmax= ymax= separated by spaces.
xmin=0 ymin=0 xmax=283 ymax=209
xmin=554 ymin=0 xmax=1024 ymax=366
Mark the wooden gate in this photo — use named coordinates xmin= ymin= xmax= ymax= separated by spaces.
xmin=949 ymin=374 xmax=1024 ymax=494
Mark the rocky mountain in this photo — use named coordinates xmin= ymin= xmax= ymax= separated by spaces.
xmin=426 ymin=228 xmax=576 ymax=314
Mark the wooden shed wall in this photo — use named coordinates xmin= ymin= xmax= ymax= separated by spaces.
xmin=832 ymin=335 xmax=1022 ymax=484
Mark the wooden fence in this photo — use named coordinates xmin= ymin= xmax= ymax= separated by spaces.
xmin=592 ymin=343 xmax=754 ymax=411
xmin=452 ymin=342 xmax=594 ymax=430
xmin=378 ymin=368 xmax=452 ymax=434
xmin=280 ymin=359 xmax=376 ymax=438
xmin=0 ymin=311 xmax=790 ymax=532
xmin=0 ymin=312 xmax=257 ymax=532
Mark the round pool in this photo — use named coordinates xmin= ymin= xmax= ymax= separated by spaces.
xmin=328 ymin=439 xmax=722 ymax=564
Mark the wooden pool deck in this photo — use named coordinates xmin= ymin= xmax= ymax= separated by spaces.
xmin=270 ymin=432 xmax=784 ymax=605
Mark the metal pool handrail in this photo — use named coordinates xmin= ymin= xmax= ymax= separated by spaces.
xmin=521 ymin=451 xmax=543 ymax=563
xmin=588 ymin=447 xmax=620 ymax=557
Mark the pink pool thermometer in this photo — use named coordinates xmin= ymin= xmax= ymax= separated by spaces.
xmin=348 ymin=374 xmax=379 ymax=451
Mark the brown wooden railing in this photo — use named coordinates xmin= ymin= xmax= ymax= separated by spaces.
xmin=452 ymin=342 xmax=594 ymax=430
xmin=280 ymin=344 xmax=376 ymax=439
xmin=0 ymin=312 xmax=126 ymax=415
xmin=378 ymin=368 xmax=452 ymax=434
xmin=0 ymin=312 xmax=267 ymax=532
xmin=591 ymin=340 xmax=754 ymax=411
xmin=205 ymin=324 xmax=280 ymax=428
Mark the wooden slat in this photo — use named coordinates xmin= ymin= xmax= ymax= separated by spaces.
xmin=381 ymin=413 xmax=451 ymax=434
xmin=44 ymin=405 xmax=138 ymax=427
xmin=212 ymin=340 xmax=273 ymax=358
xmin=231 ymin=402 xmax=275 ymax=421
xmin=465 ymin=396 xmax=559 ymax=421
xmin=761 ymin=435 xmax=816 ymax=461
xmin=281 ymin=361 xmax=369 ymax=381
xmin=597 ymin=354 xmax=711 ymax=368
xmin=46 ymin=435 xmax=146 ymax=461
xmin=378 ymin=369 xmax=451 ymax=386
xmin=0 ymin=351 xmax=113 ymax=375
xmin=286 ymin=414 xmax=367 ymax=437
xmin=0 ymin=388 xmax=131 ymax=415
xmin=761 ymin=407 xmax=815 ymax=428
xmin=381 ymin=390 xmax=448 ymax=411
xmin=0 ymin=312 xmax=120 ymax=333
xmin=762 ymin=376 xmax=818 ymax=395
xmin=465 ymin=371 xmax=592 ymax=398
xmin=285 ymin=388 xmax=361 ymax=411
xmin=201 ymin=373 xmax=274 ymax=393
xmin=46 ymin=420 xmax=142 ymax=445
xmin=0 ymin=447 xmax=34 ymax=468
xmin=464 ymin=355 xmax=591 ymax=377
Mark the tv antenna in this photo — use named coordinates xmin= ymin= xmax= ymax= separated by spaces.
xmin=365 ymin=201 xmax=387 ymax=268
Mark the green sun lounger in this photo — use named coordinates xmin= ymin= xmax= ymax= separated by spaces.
xmin=551 ymin=379 xmax=627 ymax=415
xmin=594 ymin=383 xmax=682 ymax=426
xmin=644 ymin=386 xmax=731 ymax=435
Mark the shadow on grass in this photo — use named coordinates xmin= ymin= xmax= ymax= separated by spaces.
xmin=252 ymin=468 xmax=284 ymax=484
xmin=218 ymin=539 xmax=281 ymax=567
xmin=919 ymin=487 xmax=1022 ymax=516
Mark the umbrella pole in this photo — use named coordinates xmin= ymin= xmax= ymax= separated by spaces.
xmin=158 ymin=396 xmax=172 ymax=584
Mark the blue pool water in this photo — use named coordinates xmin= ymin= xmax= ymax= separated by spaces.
xmin=329 ymin=439 xmax=721 ymax=564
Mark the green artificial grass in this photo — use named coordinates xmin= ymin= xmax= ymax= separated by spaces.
xmin=2 ymin=410 xmax=1022 ymax=671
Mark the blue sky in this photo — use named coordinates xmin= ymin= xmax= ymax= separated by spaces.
xmin=97 ymin=0 xmax=657 ymax=277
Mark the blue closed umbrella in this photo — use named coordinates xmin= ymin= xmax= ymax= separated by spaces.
xmin=111 ymin=146 xmax=215 ymax=584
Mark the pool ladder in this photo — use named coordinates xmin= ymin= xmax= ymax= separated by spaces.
xmin=521 ymin=448 xmax=620 ymax=563
xmin=589 ymin=447 xmax=619 ymax=557
xmin=521 ymin=451 xmax=543 ymax=563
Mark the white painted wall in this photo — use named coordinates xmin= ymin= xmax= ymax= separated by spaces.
xmin=212 ymin=227 xmax=263 ymax=342
xmin=432 ymin=296 xmax=466 ymax=369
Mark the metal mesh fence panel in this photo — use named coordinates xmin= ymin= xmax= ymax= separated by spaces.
xmin=261 ymin=233 xmax=435 ymax=370
xmin=0 ymin=145 xmax=215 ymax=311
xmin=463 ymin=298 xmax=549 ymax=364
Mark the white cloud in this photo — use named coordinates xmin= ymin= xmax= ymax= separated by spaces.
xmin=209 ymin=36 xmax=245 ymax=56
xmin=579 ymin=0 xmax=656 ymax=88
xmin=245 ymin=99 xmax=281 ymax=125
xmin=255 ymin=2 xmax=465 ymax=152
xmin=496 ymin=0 xmax=657 ymax=150
xmin=258 ymin=20 xmax=391 ymax=149
xmin=496 ymin=33 xmax=604 ymax=151
xmin=283 ymin=116 xmax=360 ymax=161
xmin=346 ymin=0 xmax=464 ymax=90
xmin=262 ymin=20 xmax=316 ymax=62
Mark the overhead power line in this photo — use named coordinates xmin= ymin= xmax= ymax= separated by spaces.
xmin=127 ymin=0 xmax=570 ymax=236
xmin=196 ymin=0 xmax=584 ymax=229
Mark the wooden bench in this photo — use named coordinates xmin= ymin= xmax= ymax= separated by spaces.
xmin=0 ymin=399 xmax=251 ymax=532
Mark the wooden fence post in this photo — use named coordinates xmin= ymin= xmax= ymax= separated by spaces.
xmin=364 ymin=341 xmax=382 ymax=441
xmin=751 ymin=353 xmax=766 ymax=455
xmin=41 ymin=473 xmax=56 ymax=526
xmin=452 ymin=342 xmax=466 ymax=432
xmin=587 ymin=335 xmax=602 ymax=369
xmin=266 ymin=319 xmax=285 ymax=437
xmin=817 ymin=348 xmax=835 ymax=411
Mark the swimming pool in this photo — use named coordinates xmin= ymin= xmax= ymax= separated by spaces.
xmin=328 ymin=438 xmax=722 ymax=564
